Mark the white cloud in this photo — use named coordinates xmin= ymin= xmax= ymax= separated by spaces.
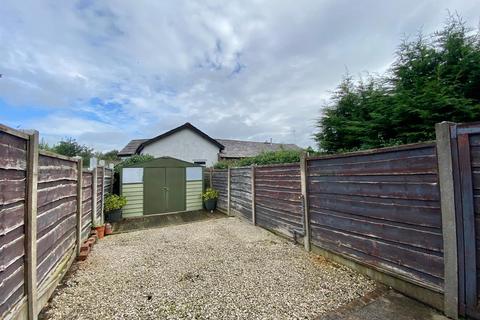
xmin=1 ymin=0 xmax=479 ymax=151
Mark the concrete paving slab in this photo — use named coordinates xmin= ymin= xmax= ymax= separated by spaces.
xmin=322 ymin=289 xmax=449 ymax=320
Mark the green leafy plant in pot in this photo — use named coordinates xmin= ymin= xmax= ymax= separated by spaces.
xmin=104 ymin=194 xmax=127 ymax=222
xmin=202 ymin=188 xmax=219 ymax=212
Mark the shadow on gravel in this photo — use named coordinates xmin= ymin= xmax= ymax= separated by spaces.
xmin=112 ymin=209 xmax=226 ymax=233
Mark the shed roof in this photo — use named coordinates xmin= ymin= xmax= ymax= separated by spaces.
xmin=123 ymin=157 xmax=201 ymax=168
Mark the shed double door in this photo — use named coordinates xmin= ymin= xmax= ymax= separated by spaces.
xmin=144 ymin=168 xmax=185 ymax=214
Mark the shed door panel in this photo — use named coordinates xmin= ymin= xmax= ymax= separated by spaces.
xmin=166 ymin=168 xmax=186 ymax=212
xmin=144 ymin=168 xmax=167 ymax=214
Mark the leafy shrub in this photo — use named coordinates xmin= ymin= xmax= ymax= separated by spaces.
xmin=202 ymin=188 xmax=219 ymax=201
xmin=214 ymin=149 xmax=306 ymax=169
xmin=104 ymin=194 xmax=127 ymax=212
xmin=114 ymin=154 xmax=155 ymax=173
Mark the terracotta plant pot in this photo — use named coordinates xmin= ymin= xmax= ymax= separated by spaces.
xmin=95 ymin=225 xmax=105 ymax=239
xmin=105 ymin=223 xmax=113 ymax=235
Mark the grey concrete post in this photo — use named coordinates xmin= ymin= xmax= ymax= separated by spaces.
xmin=251 ymin=165 xmax=256 ymax=225
xmin=300 ymin=153 xmax=311 ymax=252
xmin=75 ymin=158 xmax=83 ymax=255
xmin=26 ymin=131 xmax=39 ymax=320
xmin=92 ymin=167 xmax=98 ymax=226
xmin=435 ymin=121 xmax=459 ymax=320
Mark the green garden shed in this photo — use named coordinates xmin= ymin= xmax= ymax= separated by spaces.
xmin=120 ymin=157 xmax=204 ymax=217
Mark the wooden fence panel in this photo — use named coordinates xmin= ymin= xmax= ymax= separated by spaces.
xmin=307 ymin=142 xmax=444 ymax=291
xmin=104 ymin=168 xmax=113 ymax=195
xmin=453 ymin=127 xmax=480 ymax=319
xmin=95 ymin=167 xmax=103 ymax=223
xmin=81 ymin=171 xmax=93 ymax=241
xmin=0 ymin=123 xmax=115 ymax=319
xmin=230 ymin=167 xmax=252 ymax=221
xmin=466 ymin=134 xmax=480 ymax=307
xmin=254 ymin=164 xmax=303 ymax=241
xmin=0 ymin=130 xmax=28 ymax=318
xmin=212 ymin=169 xmax=228 ymax=212
xmin=36 ymin=153 xmax=78 ymax=286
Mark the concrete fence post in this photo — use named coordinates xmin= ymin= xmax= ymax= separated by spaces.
xmin=101 ymin=166 xmax=105 ymax=225
xmin=25 ymin=131 xmax=39 ymax=320
xmin=92 ymin=167 xmax=98 ymax=226
xmin=251 ymin=165 xmax=256 ymax=225
xmin=300 ymin=153 xmax=311 ymax=252
xmin=75 ymin=158 xmax=83 ymax=255
xmin=435 ymin=121 xmax=459 ymax=320
xmin=227 ymin=167 xmax=231 ymax=216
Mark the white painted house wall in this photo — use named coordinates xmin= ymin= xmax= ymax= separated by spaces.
xmin=140 ymin=128 xmax=220 ymax=166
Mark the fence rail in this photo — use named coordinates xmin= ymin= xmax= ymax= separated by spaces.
xmin=0 ymin=124 xmax=112 ymax=320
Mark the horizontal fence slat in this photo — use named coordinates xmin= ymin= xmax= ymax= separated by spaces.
xmin=307 ymin=143 xmax=443 ymax=290
xmin=0 ymin=129 xmax=27 ymax=318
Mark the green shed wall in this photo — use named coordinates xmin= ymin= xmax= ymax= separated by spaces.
xmin=186 ymin=180 xmax=203 ymax=211
xmin=122 ymin=183 xmax=143 ymax=217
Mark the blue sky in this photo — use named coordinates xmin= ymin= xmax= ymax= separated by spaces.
xmin=1 ymin=1 xmax=479 ymax=151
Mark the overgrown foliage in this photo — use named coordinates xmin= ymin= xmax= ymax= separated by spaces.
xmin=114 ymin=154 xmax=155 ymax=173
xmin=40 ymin=137 xmax=94 ymax=166
xmin=96 ymin=150 xmax=120 ymax=161
xmin=40 ymin=137 xmax=121 ymax=167
xmin=214 ymin=149 xmax=305 ymax=169
xmin=315 ymin=15 xmax=480 ymax=152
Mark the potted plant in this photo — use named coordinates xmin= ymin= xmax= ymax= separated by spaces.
xmin=94 ymin=223 xmax=105 ymax=239
xmin=104 ymin=194 xmax=127 ymax=222
xmin=202 ymin=188 xmax=219 ymax=212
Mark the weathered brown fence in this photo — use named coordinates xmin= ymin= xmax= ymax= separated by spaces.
xmin=0 ymin=127 xmax=28 ymax=318
xmin=36 ymin=152 xmax=78 ymax=287
xmin=94 ymin=166 xmax=103 ymax=224
xmin=0 ymin=124 xmax=112 ymax=320
xmin=211 ymin=169 xmax=228 ymax=212
xmin=81 ymin=171 xmax=93 ymax=241
xmin=229 ymin=167 xmax=252 ymax=222
xmin=255 ymin=164 xmax=303 ymax=241
xmin=443 ymin=122 xmax=480 ymax=319
xmin=104 ymin=168 xmax=113 ymax=195
xmin=307 ymin=143 xmax=444 ymax=293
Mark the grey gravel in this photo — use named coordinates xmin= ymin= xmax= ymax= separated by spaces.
xmin=43 ymin=218 xmax=376 ymax=320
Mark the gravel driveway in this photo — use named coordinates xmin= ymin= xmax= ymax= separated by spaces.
xmin=43 ymin=217 xmax=376 ymax=320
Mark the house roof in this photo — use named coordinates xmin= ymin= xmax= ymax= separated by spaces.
xmin=136 ymin=122 xmax=224 ymax=154
xmin=119 ymin=123 xmax=303 ymax=158
xmin=118 ymin=139 xmax=149 ymax=156
xmin=217 ymin=139 xmax=302 ymax=158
